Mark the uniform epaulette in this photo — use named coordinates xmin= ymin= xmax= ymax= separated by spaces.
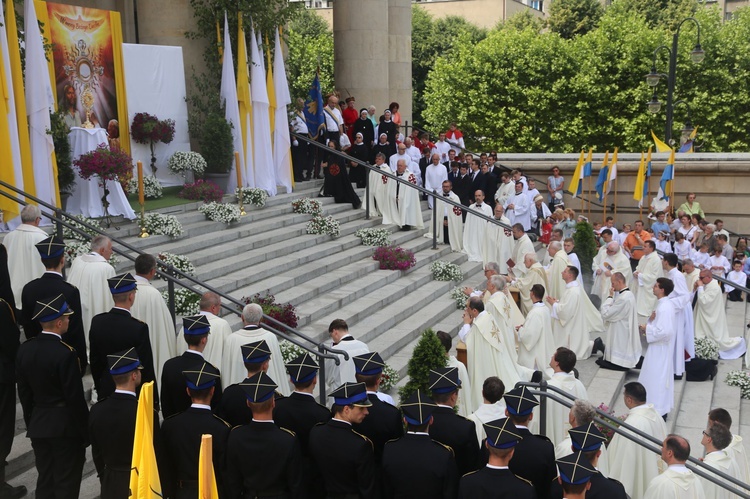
xmin=534 ymin=434 xmax=553 ymax=443
xmin=60 ymin=340 xmax=75 ymax=352
xmin=134 ymin=317 xmax=146 ymax=324
xmin=461 ymin=469 xmax=479 ymax=478
xmin=434 ymin=440 xmax=455 ymax=457
xmin=516 ymin=474 xmax=534 ymax=486
xmin=313 ymin=421 xmax=327 ymax=428
xmin=279 ymin=426 xmax=296 ymax=437
xmin=164 ymin=412 xmax=181 ymax=421
xmin=608 ymin=477 xmax=625 ymax=486
xmin=352 ymin=429 xmax=374 ymax=448
xmin=212 ymin=414 xmax=231 ymax=428
xmin=274 ymin=390 xmax=285 ymax=400
xmin=384 ymin=437 xmax=400 ymax=446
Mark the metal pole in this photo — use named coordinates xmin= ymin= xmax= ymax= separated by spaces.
xmin=539 ymin=379 xmax=548 ymax=437
xmin=665 ymin=32 xmax=679 ymax=145
xmin=432 ymin=197 xmax=438 ymax=250
xmin=167 ymin=279 xmax=176 ymax=326
xmin=318 ymin=343 xmax=328 ymax=404
xmin=365 ymin=166 xmax=370 ymax=220
xmin=55 ymin=208 xmax=66 ymax=279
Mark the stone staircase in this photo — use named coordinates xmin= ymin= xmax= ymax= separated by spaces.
xmin=3 ymin=179 xmax=749 ymax=496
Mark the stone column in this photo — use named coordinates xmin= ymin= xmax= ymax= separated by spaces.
xmin=333 ymin=0 xmax=390 ymax=113
xmin=388 ymin=0 xmax=412 ymax=129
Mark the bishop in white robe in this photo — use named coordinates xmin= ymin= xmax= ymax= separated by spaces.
xmin=387 ymin=161 xmax=424 ymax=230
xmin=548 ymin=266 xmax=604 ymax=361
xmin=427 ymin=181 xmax=464 ymax=252
xmin=368 ymin=154 xmax=397 ymax=225
xmin=599 ymin=274 xmax=641 ymax=369
xmin=510 ymin=255 xmax=548 ymax=315
xmin=633 ymin=243 xmax=662 ymax=318
xmin=485 ymin=276 xmax=520 ymax=363
xmin=694 ymin=271 xmax=746 ymax=359
xmin=639 ymin=283 xmax=676 ymax=417
xmin=516 ymin=296 xmax=555 ymax=372
xmin=546 ymin=241 xmax=571 ymax=302
xmin=482 ymin=204 xmax=513 ymax=272
xmin=67 ymin=238 xmax=115 ymax=340
xmin=462 ymin=191 xmax=493 ymax=262
xmin=424 ymin=154 xmax=449 ymax=210
xmin=510 ymin=228 xmax=535 ymax=276
xmin=592 ymin=241 xmax=632 ymax=302
xmin=3 ymin=206 xmax=47 ymax=308
xmin=503 ymin=182 xmax=531 ymax=231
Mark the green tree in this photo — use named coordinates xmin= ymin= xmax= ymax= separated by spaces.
xmin=606 ymin=0 xmax=697 ymax=30
xmin=398 ymin=329 xmax=448 ymax=401
xmin=500 ymin=10 xmax=545 ymax=33
xmin=547 ymin=0 xmax=604 ymax=39
xmin=285 ymin=9 xmax=335 ymax=101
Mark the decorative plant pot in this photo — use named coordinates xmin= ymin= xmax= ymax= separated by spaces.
xmin=203 ymin=172 xmax=230 ymax=194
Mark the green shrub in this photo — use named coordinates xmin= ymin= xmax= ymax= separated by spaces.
xmin=572 ymin=220 xmax=597 ymax=275
xmin=398 ymin=329 xmax=448 ymax=401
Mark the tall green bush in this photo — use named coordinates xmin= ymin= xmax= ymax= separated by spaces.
xmin=572 ymin=221 xmax=597 ymax=275
xmin=398 ymin=329 xmax=448 ymax=401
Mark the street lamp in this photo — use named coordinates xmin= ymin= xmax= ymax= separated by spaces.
xmin=644 ymin=17 xmax=704 ymax=145
xmin=674 ymin=100 xmax=694 ymax=145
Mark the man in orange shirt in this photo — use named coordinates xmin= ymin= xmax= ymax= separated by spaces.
xmin=623 ymin=220 xmax=652 ymax=271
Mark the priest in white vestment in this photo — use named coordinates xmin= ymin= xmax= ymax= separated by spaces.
xmin=633 ymin=241 xmax=662 ymax=319
xmin=369 ymin=153 xmax=397 ymax=224
xmin=485 ymin=275 xmax=520 ymax=363
xmin=466 ymin=376 xmax=506 ymax=445
xmin=546 ymin=242 xmax=572 ymax=305
xmin=427 ymin=180 xmax=464 ymax=252
xmin=323 ymin=319 xmax=369 ymax=394
xmin=693 ymin=270 xmax=746 ymax=359
xmin=462 ymin=190 xmax=493 ymax=262
xmin=708 ymin=408 xmax=750 ymax=484
xmin=459 ymin=297 xmax=533 ymax=411
xmin=131 ymin=254 xmax=177 ymax=384
xmin=436 ymin=330 xmax=473 ymax=418
xmin=387 ymin=160 xmax=424 ymax=230
xmin=592 ymin=241 xmax=632 ymax=302
xmin=683 ymin=259 xmax=701 ymax=291
xmin=424 ymin=153 xmax=449 ymax=210
xmin=598 ymin=272 xmax=641 ymax=370
xmin=176 ymin=292 xmax=232 ymax=377
xmin=663 ymin=254 xmax=695 ymax=377
xmin=503 ymin=181 xmax=532 ymax=231
xmin=516 ymin=284 xmax=555 ymax=372
xmin=547 ymin=265 xmax=604 ymax=361
xmin=609 ymin=382 xmax=668 ymax=499
xmin=701 ymin=423 xmax=743 ymax=499
xmin=222 ymin=303 xmax=291 ymax=395
xmin=67 ymin=235 xmax=115 ymax=340
xmin=494 ymin=173 xmax=515 ymax=207
xmin=643 ymin=434 xmax=704 ymax=499
xmin=3 ymin=205 xmax=47 ymax=308
xmin=482 ymin=204 xmax=513 ymax=272
xmin=510 ymin=226 xmax=535 ymax=276
xmin=546 ymin=347 xmax=589 ymax=446
xmin=509 ymin=254 xmax=548 ymax=315
xmin=639 ymin=278 xmax=676 ymax=417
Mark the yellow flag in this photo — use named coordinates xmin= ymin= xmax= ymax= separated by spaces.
xmin=129 ymin=382 xmax=162 ymax=498
xmin=651 ymin=130 xmax=671 ymax=153
xmin=198 ymin=435 xmax=219 ymax=498
xmin=0 ymin=22 xmax=19 ymax=219
xmin=567 ymin=149 xmax=585 ymax=196
xmin=633 ymin=151 xmax=645 ymax=202
xmin=266 ymin=35 xmax=276 ymax=140
xmin=237 ymin=16 xmax=252 ymax=166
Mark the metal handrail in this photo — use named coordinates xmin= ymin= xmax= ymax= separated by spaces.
xmin=516 ymin=381 xmax=750 ymax=497
xmin=0 ymin=180 xmax=349 ymax=402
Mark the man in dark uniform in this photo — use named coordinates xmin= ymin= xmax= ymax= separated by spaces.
xmin=16 ymin=294 xmax=89 ymax=499
xmin=161 ymin=315 xmax=221 ymax=417
xmin=428 ymin=367 xmax=479 ymax=477
xmin=225 ymin=372 xmax=303 ymax=498
xmin=550 ymin=423 xmax=627 ymax=499
xmin=555 ymin=452 xmax=598 ymax=499
xmin=309 ymin=382 xmax=376 ymax=498
xmin=0 ymin=245 xmax=25 ymax=498
xmin=88 ymin=348 xmax=143 ymax=499
xmin=216 ymin=340 xmax=277 ymax=427
xmin=89 ymin=273 xmax=157 ymax=401
xmin=21 ymin=236 xmax=87 ymax=374
xmin=161 ymin=361 xmax=230 ymax=498
xmin=504 ymin=386 xmax=556 ymax=499
xmin=382 ymin=390 xmax=458 ymax=498
xmin=458 ymin=417 xmax=536 ymax=498
xmin=351 ymin=352 xmax=403 ymax=462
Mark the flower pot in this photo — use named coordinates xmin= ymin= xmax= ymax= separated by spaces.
xmin=203 ymin=172 xmax=230 ymax=195
xmin=185 ymin=170 xmax=195 ymax=184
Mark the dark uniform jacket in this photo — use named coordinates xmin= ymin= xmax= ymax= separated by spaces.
xmin=16 ymin=333 xmax=89 ymax=443
xmin=352 ymin=393 xmax=404 ymax=462
xmin=458 ymin=466 xmax=537 ymax=499
xmin=381 ymin=432 xmax=459 ymax=499
xmin=309 ymin=419 xmax=376 ymax=499
xmin=161 ymin=406 xmax=231 ymax=499
xmin=21 ymin=272 xmax=87 ymax=373
xmin=88 ymin=391 xmax=138 ymax=499
xmin=0 ymin=298 xmax=20 ymax=384
xmin=89 ymin=308 xmax=157 ymax=400
xmin=429 ymin=406 xmax=480 ymax=477
xmin=225 ymin=420 xmax=303 ymax=498
xmin=507 ymin=426 xmax=556 ymax=499
xmin=215 ymin=383 xmax=253 ymax=427
xmin=160 ymin=352 xmax=222 ymax=418
xmin=272 ymin=391 xmax=331 ymax=455
xmin=549 ymin=470 xmax=627 ymax=499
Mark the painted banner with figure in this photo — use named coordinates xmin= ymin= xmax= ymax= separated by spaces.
xmin=38 ymin=1 xmax=130 ymax=152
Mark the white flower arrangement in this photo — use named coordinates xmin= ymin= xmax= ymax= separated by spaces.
xmin=63 ymin=215 xmax=103 ymax=241
xmin=127 ymin=175 xmax=163 ymax=199
xmin=694 ymin=337 xmax=720 ymax=361
xmin=292 ymin=197 xmax=323 ymax=215
xmin=236 ymin=187 xmax=268 ymax=207
xmin=355 ymin=228 xmax=391 ymax=247
xmin=199 ymin=202 xmax=242 ymax=224
xmin=279 ymin=340 xmax=307 ymax=364
xmin=161 ymin=288 xmax=200 ymax=316
xmin=450 ymin=286 xmax=469 ymax=310
xmin=157 ymin=252 xmax=195 ymax=279
xmin=306 ymin=215 xmax=340 ymax=238
xmin=431 ymin=260 xmax=463 ymax=282
xmin=64 ymin=240 xmax=119 ymax=266
xmin=379 ymin=363 xmax=400 ymax=392
xmin=143 ymin=213 xmax=183 ymax=238
xmin=168 ymin=151 xmax=207 ymax=177
xmin=725 ymin=370 xmax=750 ymax=399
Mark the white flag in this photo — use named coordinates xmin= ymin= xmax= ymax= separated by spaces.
xmin=249 ymin=21 xmax=276 ymax=196
xmin=272 ymin=30 xmax=293 ymax=193
xmin=219 ymin=12 xmax=243 ymax=193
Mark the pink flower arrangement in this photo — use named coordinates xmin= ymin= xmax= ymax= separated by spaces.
xmin=73 ymin=144 xmax=133 ymax=182
xmin=373 ymin=245 xmax=416 ymax=271
xmin=130 ymin=112 xmax=175 ymax=145
xmin=178 ymin=179 xmax=224 ymax=203
xmin=242 ymin=293 xmax=299 ymax=329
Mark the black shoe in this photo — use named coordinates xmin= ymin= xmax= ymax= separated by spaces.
xmin=0 ymin=483 xmax=27 ymax=499
xmin=674 ymin=374 xmax=683 ymax=380
xmin=592 ymin=337 xmax=605 ymax=355
xmin=400 ymin=225 xmax=412 ymax=231
xmin=634 ymin=356 xmax=644 ymax=369
xmin=530 ymin=370 xmax=543 ymax=383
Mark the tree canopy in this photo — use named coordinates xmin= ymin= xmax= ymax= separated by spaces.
xmin=547 ymin=0 xmax=604 ymax=39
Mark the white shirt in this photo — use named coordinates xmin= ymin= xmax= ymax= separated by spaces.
xmin=324 ymin=106 xmax=343 ymax=131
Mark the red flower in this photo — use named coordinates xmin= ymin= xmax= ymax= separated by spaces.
xmin=74 ymin=144 xmax=133 ymax=182
xmin=381 ymin=175 xmax=388 ymax=184
xmin=504 ymin=228 xmax=512 ymax=237
xmin=408 ymin=174 xmax=417 ymax=184
xmin=453 ymin=205 xmax=463 ymax=216
xmin=329 ymin=164 xmax=340 ymax=176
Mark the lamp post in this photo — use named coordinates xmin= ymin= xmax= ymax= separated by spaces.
xmin=645 ymin=17 xmax=704 ymax=145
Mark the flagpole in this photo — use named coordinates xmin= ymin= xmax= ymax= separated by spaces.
xmin=614 ymin=176 xmax=618 ymax=222
xmin=647 ymin=174 xmax=651 ymax=212
xmin=603 ymin=194 xmax=606 ymax=222
xmin=670 ymin=150 xmax=675 ymax=214
xmin=587 ymin=176 xmax=591 ymax=219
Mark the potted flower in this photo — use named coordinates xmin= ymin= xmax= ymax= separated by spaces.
xmin=168 ymin=151 xmax=207 ymax=184
xmin=73 ymin=144 xmax=133 ymax=219
xmin=199 ymin=112 xmax=234 ymax=192
xmin=130 ymin=112 xmax=175 ymax=175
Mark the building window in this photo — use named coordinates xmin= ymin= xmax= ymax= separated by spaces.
xmin=530 ymin=0 xmax=543 ymax=10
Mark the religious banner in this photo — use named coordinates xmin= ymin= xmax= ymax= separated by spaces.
xmin=39 ymin=1 xmax=130 ymax=152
